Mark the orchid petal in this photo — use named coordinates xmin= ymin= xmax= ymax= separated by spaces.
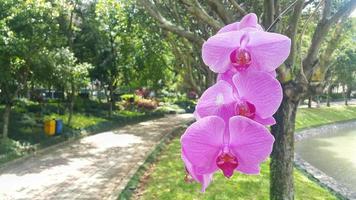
xmin=229 ymin=116 xmax=274 ymax=174
xmin=182 ymin=151 xmax=214 ymax=192
xmin=254 ymin=115 xmax=276 ymax=126
xmin=217 ymin=69 xmax=236 ymax=88
xmin=217 ymin=13 xmax=263 ymax=34
xmin=268 ymin=70 xmax=277 ymax=77
xmin=202 ymin=31 xmax=244 ymax=73
xmin=181 ymin=116 xmax=224 ymax=175
xmin=246 ymin=31 xmax=291 ymax=72
xmin=217 ymin=22 xmax=240 ymax=34
xmin=233 ymin=71 xmax=282 ymax=118
xmin=239 ymin=13 xmax=259 ymax=30
xmin=201 ymin=173 xmax=213 ymax=192
xmin=196 ymin=80 xmax=236 ymax=121
xmin=182 ymin=150 xmax=200 ymax=182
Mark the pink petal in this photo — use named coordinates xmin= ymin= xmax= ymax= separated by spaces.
xmin=201 ymin=173 xmax=213 ymax=192
xmin=228 ymin=116 xmax=274 ymax=174
xmin=181 ymin=116 xmax=224 ymax=175
xmin=246 ymin=31 xmax=291 ymax=72
xmin=239 ymin=13 xmax=259 ymax=30
xmin=254 ymin=115 xmax=276 ymax=126
xmin=182 ymin=150 xmax=200 ymax=181
xmin=268 ymin=70 xmax=277 ymax=77
xmin=233 ymin=71 xmax=282 ymax=118
xmin=181 ymin=151 xmax=214 ymax=192
xmin=217 ymin=69 xmax=236 ymax=87
xmin=217 ymin=22 xmax=240 ymax=34
xmin=196 ymin=80 xmax=236 ymax=121
xmin=217 ymin=13 xmax=263 ymax=34
xmin=202 ymin=31 xmax=244 ymax=73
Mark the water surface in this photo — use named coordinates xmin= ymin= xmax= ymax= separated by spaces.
xmin=296 ymin=126 xmax=356 ymax=192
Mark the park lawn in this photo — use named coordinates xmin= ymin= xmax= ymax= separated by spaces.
xmin=136 ymin=106 xmax=356 ymax=200
xmin=45 ymin=113 xmax=108 ymax=130
xmin=296 ymin=105 xmax=356 ymax=130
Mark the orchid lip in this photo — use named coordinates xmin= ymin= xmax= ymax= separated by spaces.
xmin=216 ymin=152 xmax=238 ymax=178
xmin=236 ymin=100 xmax=256 ymax=119
xmin=230 ymin=49 xmax=251 ymax=71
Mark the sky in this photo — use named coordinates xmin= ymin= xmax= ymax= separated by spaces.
xmin=351 ymin=9 xmax=356 ymax=18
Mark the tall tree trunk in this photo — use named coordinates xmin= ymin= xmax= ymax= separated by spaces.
xmin=2 ymin=104 xmax=11 ymax=138
xmin=346 ymin=85 xmax=352 ymax=104
xmin=270 ymin=96 xmax=300 ymax=200
xmin=67 ymin=84 xmax=75 ymax=126
xmin=316 ymin=96 xmax=320 ymax=108
xmin=108 ymin=84 xmax=114 ymax=118
xmin=345 ymin=97 xmax=348 ymax=106
xmin=67 ymin=99 xmax=74 ymax=126
xmin=326 ymin=85 xmax=332 ymax=107
xmin=308 ymin=96 xmax=312 ymax=108
xmin=343 ymin=85 xmax=348 ymax=106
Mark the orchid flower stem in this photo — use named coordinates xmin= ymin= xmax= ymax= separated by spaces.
xmin=266 ymin=0 xmax=300 ymax=32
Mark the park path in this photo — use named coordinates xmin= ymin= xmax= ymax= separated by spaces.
xmin=0 ymin=114 xmax=194 ymax=200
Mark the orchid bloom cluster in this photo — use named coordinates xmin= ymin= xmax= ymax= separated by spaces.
xmin=180 ymin=13 xmax=291 ymax=192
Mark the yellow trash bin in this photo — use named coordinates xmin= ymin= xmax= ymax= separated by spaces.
xmin=44 ymin=119 xmax=56 ymax=136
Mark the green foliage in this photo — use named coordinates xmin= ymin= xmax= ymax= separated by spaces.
xmin=120 ymin=94 xmax=137 ymax=101
xmin=173 ymin=99 xmax=196 ymax=113
xmin=74 ymin=0 xmax=175 ymax=91
xmin=334 ymin=49 xmax=356 ymax=87
xmin=0 ymin=0 xmax=60 ymax=103
xmin=49 ymin=47 xmax=92 ymax=91
xmin=0 ymin=138 xmax=32 ymax=164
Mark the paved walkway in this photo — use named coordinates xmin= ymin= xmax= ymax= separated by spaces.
xmin=0 ymin=114 xmax=194 ymax=200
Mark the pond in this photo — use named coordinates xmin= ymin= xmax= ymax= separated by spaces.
xmin=296 ymin=124 xmax=356 ymax=193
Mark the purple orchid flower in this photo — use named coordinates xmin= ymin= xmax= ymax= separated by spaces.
xmin=195 ymin=71 xmax=282 ymax=125
xmin=201 ymin=13 xmax=291 ymax=75
xmin=180 ymin=12 xmax=290 ymax=193
xmin=181 ymin=116 xmax=274 ymax=191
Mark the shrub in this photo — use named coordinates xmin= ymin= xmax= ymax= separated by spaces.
xmin=136 ymin=98 xmax=158 ymax=110
xmin=135 ymin=88 xmax=150 ymax=98
xmin=174 ymin=99 xmax=196 ymax=113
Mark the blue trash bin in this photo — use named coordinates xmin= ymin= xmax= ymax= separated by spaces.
xmin=55 ymin=119 xmax=63 ymax=135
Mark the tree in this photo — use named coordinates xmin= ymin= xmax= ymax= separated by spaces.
xmin=0 ymin=0 xmax=58 ymax=138
xmin=48 ymin=48 xmax=92 ymax=126
xmin=334 ymin=48 xmax=356 ymax=105
xmin=137 ymin=0 xmax=356 ymax=199
xmin=307 ymin=18 xmax=354 ymax=108
xmin=75 ymin=0 xmax=177 ymax=116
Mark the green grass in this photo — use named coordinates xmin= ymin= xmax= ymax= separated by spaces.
xmin=138 ymin=139 xmax=336 ymax=200
xmin=45 ymin=113 xmax=108 ymax=130
xmin=116 ymin=110 xmax=146 ymax=118
xmin=296 ymin=105 xmax=356 ymax=130
xmin=134 ymin=106 xmax=356 ymax=200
